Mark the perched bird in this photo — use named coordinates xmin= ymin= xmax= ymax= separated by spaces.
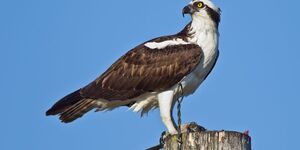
xmin=46 ymin=0 xmax=221 ymax=135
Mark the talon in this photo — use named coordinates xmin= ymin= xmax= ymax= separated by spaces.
xmin=160 ymin=131 xmax=167 ymax=145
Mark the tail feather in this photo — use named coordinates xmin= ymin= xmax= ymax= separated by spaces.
xmin=46 ymin=89 xmax=97 ymax=123
xmin=46 ymin=89 xmax=83 ymax=116
xmin=60 ymin=98 xmax=92 ymax=118
xmin=59 ymin=99 xmax=96 ymax=123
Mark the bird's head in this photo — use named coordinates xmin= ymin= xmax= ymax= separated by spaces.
xmin=182 ymin=0 xmax=221 ymax=24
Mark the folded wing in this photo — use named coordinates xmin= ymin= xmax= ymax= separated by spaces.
xmin=81 ymin=43 xmax=203 ymax=101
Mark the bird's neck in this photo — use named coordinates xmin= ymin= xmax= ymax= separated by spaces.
xmin=190 ymin=17 xmax=218 ymax=42
xmin=185 ymin=17 xmax=219 ymax=64
xmin=186 ymin=16 xmax=219 ymax=51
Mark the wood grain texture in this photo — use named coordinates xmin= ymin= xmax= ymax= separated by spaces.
xmin=163 ymin=123 xmax=251 ymax=150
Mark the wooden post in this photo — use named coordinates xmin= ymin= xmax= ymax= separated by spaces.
xmin=148 ymin=122 xmax=252 ymax=150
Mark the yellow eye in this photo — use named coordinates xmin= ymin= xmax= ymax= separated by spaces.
xmin=197 ymin=2 xmax=204 ymax=8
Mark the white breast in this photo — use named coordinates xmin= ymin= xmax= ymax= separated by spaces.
xmin=180 ymin=50 xmax=218 ymax=96
xmin=177 ymin=16 xmax=219 ymax=96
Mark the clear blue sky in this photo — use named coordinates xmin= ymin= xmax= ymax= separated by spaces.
xmin=0 ymin=0 xmax=299 ymax=149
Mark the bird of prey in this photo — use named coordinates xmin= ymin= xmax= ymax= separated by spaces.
xmin=46 ymin=0 xmax=221 ymax=135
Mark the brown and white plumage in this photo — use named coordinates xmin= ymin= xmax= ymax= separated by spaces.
xmin=46 ymin=0 xmax=221 ymax=135
xmin=81 ymin=43 xmax=202 ymax=100
xmin=46 ymin=35 xmax=203 ymax=122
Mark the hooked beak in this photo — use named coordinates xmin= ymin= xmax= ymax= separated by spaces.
xmin=182 ymin=5 xmax=196 ymax=17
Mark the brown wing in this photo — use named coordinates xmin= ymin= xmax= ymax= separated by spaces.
xmin=80 ymin=44 xmax=203 ymax=100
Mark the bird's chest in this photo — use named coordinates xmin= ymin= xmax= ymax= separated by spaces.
xmin=179 ymin=28 xmax=219 ymax=96
xmin=180 ymin=48 xmax=218 ymax=96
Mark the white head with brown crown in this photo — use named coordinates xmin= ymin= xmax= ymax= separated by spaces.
xmin=182 ymin=0 xmax=221 ymax=27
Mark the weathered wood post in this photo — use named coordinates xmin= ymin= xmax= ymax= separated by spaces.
xmin=147 ymin=122 xmax=252 ymax=150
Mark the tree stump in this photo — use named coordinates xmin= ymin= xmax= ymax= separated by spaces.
xmin=162 ymin=123 xmax=251 ymax=150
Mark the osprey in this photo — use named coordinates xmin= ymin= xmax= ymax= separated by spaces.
xmin=46 ymin=0 xmax=221 ymax=135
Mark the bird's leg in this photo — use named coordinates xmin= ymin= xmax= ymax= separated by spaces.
xmin=158 ymin=90 xmax=178 ymax=135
